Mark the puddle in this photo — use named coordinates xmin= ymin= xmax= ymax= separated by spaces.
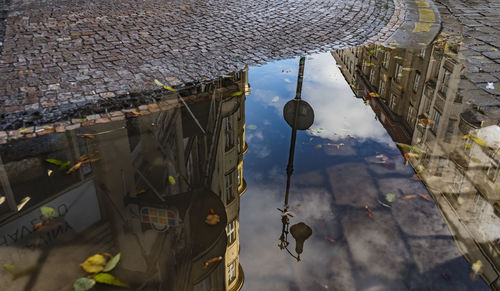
xmin=0 ymin=33 xmax=499 ymax=290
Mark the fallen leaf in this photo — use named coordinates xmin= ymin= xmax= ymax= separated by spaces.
xmin=416 ymin=164 xmax=425 ymax=173
xmin=77 ymin=134 xmax=95 ymax=139
xmin=33 ymin=220 xmax=63 ymax=232
xmin=80 ymin=254 xmax=108 ymax=273
xmin=73 ymin=277 xmax=96 ymax=291
xmin=163 ymin=84 xmax=176 ymax=91
xmin=76 ymin=150 xmax=99 ymax=163
xmin=396 ymin=143 xmax=426 ymax=153
xmin=326 ymin=236 xmax=336 ymax=243
xmin=229 ymin=91 xmax=243 ymax=97
xmin=202 ymin=256 xmax=223 ymax=269
xmin=365 ymin=205 xmax=373 ymax=217
xmin=369 ymin=92 xmax=380 ymax=97
xmin=3 ymin=264 xmax=18 ymax=274
xmin=168 ymin=176 xmax=176 ymax=185
xmin=205 ymin=213 xmax=220 ymax=225
xmin=93 ymin=273 xmax=129 ymax=288
xmin=385 ymin=193 xmax=396 ymax=203
xmin=471 ymin=158 xmax=482 ymax=163
xmin=66 ymin=162 xmax=82 ymax=174
xmin=0 ymin=196 xmax=5 ymax=205
xmin=17 ymin=196 xmax=31 ymax=211
xmin=103 ymin=253 xmax=121 ymax=272
xmin=40 ymin=206 xmax=57 ymax=218
xmin=47 ymin=169 xmax=53 ymax=176
xmin=402 ymin=194 xmax=417 ymax=200
xmin=470 ymin=135 xmax=487 ymax=147
xmin=418 ymin=119 xmax=435 ymax=127
xmin=418 ymin=194 xmax=432 ymax=201
xmin=377 ymin=199 xmax=392 ymax=208
xmin=394 ymin=56 xmax=404 ymax=60
xmin=209 ymin=208 xmax=216 ymax=214
xmin=45 ymin=158 xmax=71 ymax=170
xmin=154 ymin=79 xmax=164 ymax=87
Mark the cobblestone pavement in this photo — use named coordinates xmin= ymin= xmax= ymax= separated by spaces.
xmin=0 ymin=0 xmax=406 ymax=129
xmin=434 ymin=0 xmax=500 ymax=114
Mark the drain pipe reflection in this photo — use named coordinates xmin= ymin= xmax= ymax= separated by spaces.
xmin=278 ymin=56 xmax=314 ymax=262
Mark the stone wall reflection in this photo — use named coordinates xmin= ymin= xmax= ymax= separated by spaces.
xmin=333 ymin=38 xmax=500 ymax=289
xmin=0 ymin=70 xmax=249 ymax=291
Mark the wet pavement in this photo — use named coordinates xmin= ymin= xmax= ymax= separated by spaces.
xmin=0 ymin=0 xmax=409 ymax=127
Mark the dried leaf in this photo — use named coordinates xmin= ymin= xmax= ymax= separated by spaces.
xmin=471 ymin=158 xmax=482 ymax=163
xmin=93 ymin=273 xmax=129 ymax=288
xmin=168 ymin=176 xmax=176 ymax=185
xmin=418 ymin=193 xmax=432 ymax=201
xmin=103 ymin=253 xmax=121 ymax=272
xmin=394 ymin=56 xmax=404 ymax=60
xmin=80 ymin=254 xmax=108 ymax=273
xmin=47 ymin=169 xmax=53 ymax=176
xmin=76 ymin=150 xmax=100 ymax=163
xmin=66 ymin=162 xmax=82 ymax=174
xmin=209 ymin=208 xmax=215 ymax=214
xmin=402 ymin=194 xmax=417 ymax=200
xmin=365 ymin=205 xmax=373 ymax=217
xmin=77 ymin=134 xmax=95 ymax=139
xmin=205 ymin=213 xmax=220 ymax=225
xmin=369 ymin=92 xmax=380 ymax=97
xmin=202 ymin=256 xmax=223 ymax=269
xmin=40 ymin=206 xmax=57 ymax=218
xmin=73 ymin=277 xmax=96 ymax=291
xmin=326 ymin=236 xmax=336 ymax=243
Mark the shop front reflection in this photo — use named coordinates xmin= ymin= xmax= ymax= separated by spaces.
xmin=0 ymin=70 xmax=249 ymax=291
xmin=333 ymin=36 xmax=500 ymax=289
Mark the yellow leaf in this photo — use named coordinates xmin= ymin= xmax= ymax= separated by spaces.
xmin=369 ymin=92 xmax=380 ymax=98
xmin=394 ymin=56 xmax=404 ymax=60
xmin=154 ymin=79 xmax=164 ymax=87
xmin=80 ymin=254 xmax=108 ymax=273
xmin=93 ymin=273 xmax=129 ymax=288
xmin=470 ymin=135 xmax=487 ymax=147
xmin=163 ymin=85 xmax=176 ymax=92
xmin=168 ymin=176 xmax=176 ymax=185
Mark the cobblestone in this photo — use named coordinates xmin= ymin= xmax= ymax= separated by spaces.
xmin=0 ymin=0 xmax=406 ymax=130
xmin=434 ymin=0 xmax=500 ymax=111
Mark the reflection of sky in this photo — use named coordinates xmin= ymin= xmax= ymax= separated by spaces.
xmin=240 ymin=53 xmax=489 ymax=290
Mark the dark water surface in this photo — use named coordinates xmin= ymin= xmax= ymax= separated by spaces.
xmin=0 ymin=40 xmax=499 ymax=291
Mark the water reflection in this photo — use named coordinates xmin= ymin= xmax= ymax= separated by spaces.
xmin=333 ymin=35 xmax=500 ymax=289
xmin=0 ymin=72 xmax=248 ymax=290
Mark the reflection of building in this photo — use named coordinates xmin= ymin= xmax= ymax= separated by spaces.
xmin=0 ymin=70 xmax=249 ymax=291
xmin=334 ymin=39 xmax=500 ymax=289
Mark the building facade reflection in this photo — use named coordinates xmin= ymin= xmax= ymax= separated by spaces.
xmin=0 ymin=70 xmax=249 ymax=291
xmin=333 ymin=39 xmax=500 ymax=289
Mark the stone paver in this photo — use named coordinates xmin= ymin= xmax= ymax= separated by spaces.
xmin=433 ymin=0 xmax=500 ymax=118
xmin=0 ymin=0 xmax=406 ymax=130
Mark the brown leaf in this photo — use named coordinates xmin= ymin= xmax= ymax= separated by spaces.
xmin=365 ymin=205 xmax=373 ymax=217
xmin=402 ymin=194 xmax=417 ymax=200
xmin=76 ymin=150 xmax=99 ymax=163
xmin=66 ymin=162 xmax=82 ymax=174
xmin=202 ymin=256 xmax=222 ymax=269
xmin=77 ymin=134 xmax=95 ymax=139
xmin=418 ymin=193 xmax=432 ymax=201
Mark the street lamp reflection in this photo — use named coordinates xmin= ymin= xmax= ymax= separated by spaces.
xmin=278 ymin=56 xmax=314 ymax=262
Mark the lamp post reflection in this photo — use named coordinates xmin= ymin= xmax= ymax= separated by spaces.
xmin=278 ymin=56 xmax=314 ymax=261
